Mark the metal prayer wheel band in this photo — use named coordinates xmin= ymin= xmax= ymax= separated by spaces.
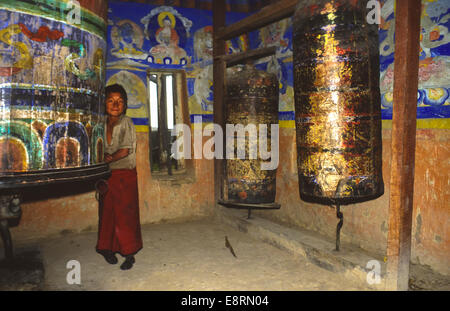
xmin=226 ymin=76 xmax=279 ymax=99
xmin=0 ymin=88 xmax=102 ymax=114
xmin=298 ymin=148 xmax=382 ymax=174
xmin=296 ymin=117 xmax=382 ymax=148
xmin=293 ymin=29 xmax=373 ymax=58
xmin=292 ymin=1 xmax=378 ymax=37
xmin=226 ymin=88 xmax=279 ymax=99
xmin=293 ymin=0 xmax=384 ymax=204
xmin=226 ymin=99 xmax=278 ymax=116
xmin=226 ymin=176 xmax=277 ymax=204
xmin=295 ymin=90 xmax=380 ymax=115
xmin=293 ymin=63 xmax=371 ymax=90
xmin=297 ymin=114 xmax=381 ymax=123
xmin=0 ymin=110 xmax=105 ymax=124
xmin=225 ymin=65 xmax=279 ymax=204
xmin=227 ymin=115 xmax=278 ymax=127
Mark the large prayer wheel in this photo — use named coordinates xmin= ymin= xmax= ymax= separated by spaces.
xmin=225 ymin=65 xmax=279 ymax=204
xmin=293 ymin=0 xmax=384 ymax=205
xmin=0 ymin=0 xmax=109 ymax=188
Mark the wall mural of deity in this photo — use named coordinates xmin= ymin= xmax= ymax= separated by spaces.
xmin=379 ymin=0 xmax=450 ymax=126
xmin=110 ymin=19 xmax=148 ymax=60
xmin=141 ymin=6 xmax=192 ymax=66
xmin=193 ymin=25 xmax=213 ymax=63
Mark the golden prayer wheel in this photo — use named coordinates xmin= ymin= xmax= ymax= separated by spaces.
xmin=293 ymin=0 xmax=384 ymax=205
xmin=225 ymin=65 xmax=279 ymax=204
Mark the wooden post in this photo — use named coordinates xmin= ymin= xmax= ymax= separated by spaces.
xmin=213 ymin=0 xmax=227 ymax=204
xmin=386 ymin=0 xmax=422 ymax=291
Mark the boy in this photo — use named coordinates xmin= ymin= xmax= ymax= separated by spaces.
xmin=96 ymin=84 xmax=142 ymax=270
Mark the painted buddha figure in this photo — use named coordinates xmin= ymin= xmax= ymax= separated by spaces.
xmin=149 ymin=12 xmax=187 ymax=65
xmin=156 ymin=15 xmax=178 ymax=46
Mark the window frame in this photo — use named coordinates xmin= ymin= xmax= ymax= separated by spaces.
xmin=146 ymin=68 xmax=193 ymax=180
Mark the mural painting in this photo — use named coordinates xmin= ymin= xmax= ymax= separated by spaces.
xmin=252 ymin=0 xmax=450 ymax=129
xmin=110 ymin=19 xmax=148 ymax=60
xmin=107 ymin=0 xmax=449 ymax=131
xmin=188 ymin=26 xmax=249 ymax=114
xmin=106 ymin=1 xmax=249 ymax=131
xmin=141 ymin=6 xmax=192 ymax=66
xmin=379 ymin=0 xmax=450 ymax=128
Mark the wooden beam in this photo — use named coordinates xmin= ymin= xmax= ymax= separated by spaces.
xmin=213 ymin=0 xmax=227 ymax=205
xmin=215 ymin=0 xmax=298 ymax=41
xmin=217 ymin=46 xmax=277 ymax=68
xmin=386 ymin=0 xmax=422 ymax=291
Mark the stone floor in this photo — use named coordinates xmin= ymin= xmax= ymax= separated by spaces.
xmin=1 ymin=218 xmax=376 ymax=291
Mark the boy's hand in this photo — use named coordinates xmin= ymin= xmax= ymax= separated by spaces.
xmin=104 ymin=153 xmax=113 ymax=163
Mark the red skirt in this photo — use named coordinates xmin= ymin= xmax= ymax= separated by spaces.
xmin=96 ymin=168 xmax=143 ymax=256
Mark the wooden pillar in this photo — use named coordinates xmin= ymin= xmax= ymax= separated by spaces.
xmin=213 ymin=0 xmax=227 ymax=204
xmin=386 ymin=0 xmax=422 ymax=291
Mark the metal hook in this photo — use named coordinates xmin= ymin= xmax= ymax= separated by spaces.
xmin=95 ymin=179 xmax=108 ymax=202
xmin=335 ymin=204 xmax=344 ymax=251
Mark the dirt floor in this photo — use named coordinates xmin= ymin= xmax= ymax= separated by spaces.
xmin=1 ymin=218 xmax=377 ymax=291
xmin=1 ymin=217 xmax=448 ymax=291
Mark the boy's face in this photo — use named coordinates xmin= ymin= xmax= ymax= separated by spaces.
xmin=106 ymin=92 xmax=125 ymax=117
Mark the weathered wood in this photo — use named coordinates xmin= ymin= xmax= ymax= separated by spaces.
xmin=217 ymin=46 xmax=277 ymax=67
xmin=386 ymin=0 xmax=422 ymax=291
xmin=180 ymin=71 xmax=191 ymax=128
xmin=215 ymin=0 xmax=298 ymax=41
xmin=213 ymin=0 xmax=227 ymax=204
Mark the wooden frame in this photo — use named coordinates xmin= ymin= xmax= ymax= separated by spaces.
xmin=146 ymin=68 xmax=193 ymax=178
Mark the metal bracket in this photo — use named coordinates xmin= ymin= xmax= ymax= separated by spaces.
xmin=335 ymin=204 xmax=344 ymax=251
xmin=218 ymin=200 xmax=280 ymax=219
xmin=0 ymin=194 xmax=22 ymax=259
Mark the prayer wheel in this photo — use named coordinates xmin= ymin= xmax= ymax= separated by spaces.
xmin=0 ymin=0 xmax=109 ymax=260
xmin=225 ymin=65 xmax=279 ymax=204
xmin=293 ymin=0 xmax=384 ymax=205
xmin=0 ymin=0 xmax=109 ymax=188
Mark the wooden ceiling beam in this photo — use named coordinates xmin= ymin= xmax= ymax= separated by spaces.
xmin=215 ymin=0 xmax=298 ymax=41
xmin=216 ymin=46 xmax=277 ymax=67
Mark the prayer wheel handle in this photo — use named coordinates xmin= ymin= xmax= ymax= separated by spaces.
xmin=95 ymin=179 xmax=109 ymax=202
